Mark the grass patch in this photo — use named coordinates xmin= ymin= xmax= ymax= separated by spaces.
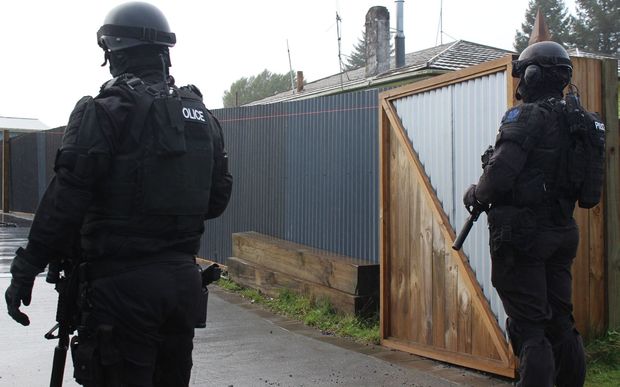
xmin=215 ymin=278 xmax=380 ymax=344
xmin=217 ymin=278 xmax=620 ymax=384
xmin=218 ymin=278 xmax=620 ymax=383
xmin=585 ymin=330 xmax=620 ymax=386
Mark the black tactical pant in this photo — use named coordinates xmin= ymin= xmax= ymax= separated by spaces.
xmin=490 ymin=218 xmax=586 ymax=387
xmin=72 ymin=257 xmax=202 ymax=387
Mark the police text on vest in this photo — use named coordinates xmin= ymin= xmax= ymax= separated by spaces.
xmin=182 ymin=107 xmax=205 ymax=122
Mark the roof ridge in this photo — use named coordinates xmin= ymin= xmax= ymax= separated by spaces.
xmin=0 ymin=116 xmax=41 ymax=121
xmin=425 ymin=40 xmax=462 ymax=66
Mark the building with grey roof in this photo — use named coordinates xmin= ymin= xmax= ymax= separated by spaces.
xmin=0 ymin=116 xmax=50 ymax=133
xmin=248 ymin=40 xmax=515 ymax=106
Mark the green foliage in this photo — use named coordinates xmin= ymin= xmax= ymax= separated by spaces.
xmin=222 ymin=69 xmax=293 ymax=107
xmin=215 ymin=279 xmax=380 ymax=344
xmin=569 ymin=0 xmax=619 ymax=55
xmin=585 ymin=330 xmax=620 ymax=386
xmin=345 ymin=32 xmax=367 ymax=70
xmin=216 ymin=277 xmax=243 ymax=292
xmin=514 ymin=0 xmax=574 ymax=52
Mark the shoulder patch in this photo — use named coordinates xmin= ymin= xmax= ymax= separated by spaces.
xmin=502 ymin=107 xmax=522 ymax=124
xmin=181 ymin=99 xmax=208 ymax=124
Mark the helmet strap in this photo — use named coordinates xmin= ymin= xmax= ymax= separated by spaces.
xmin=100 ymin=51 xmax=110 ymax=67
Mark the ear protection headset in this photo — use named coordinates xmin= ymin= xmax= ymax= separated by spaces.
xmin=522 ymin=64 xmax=542 ymax=86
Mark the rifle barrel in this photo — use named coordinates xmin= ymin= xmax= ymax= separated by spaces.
xmin=452 ymin=215 xmax=475 ymax=251
xmin=49 ymin=340 xmax=68 ymax=387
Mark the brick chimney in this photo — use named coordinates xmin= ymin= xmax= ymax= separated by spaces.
xmin=365 ymin=6 xmax=390 ymax=77
xmin=296 ymin=71 xmax=304 ymax=92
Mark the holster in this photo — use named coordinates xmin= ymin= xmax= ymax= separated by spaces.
xmin=195 ymin=263 xmax=220 ymax=328
xmin=195 ymin=287 xmax=209 ymax=329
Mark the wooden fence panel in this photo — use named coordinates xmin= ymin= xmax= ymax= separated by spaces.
xmin=601 ymin=59 xmax=620 ymax=329
xmin=570 ymin=57 xmax=607 ymax=338
xmin=380 ymin=91 xmax=515 ymax=377
xmin=379 ymin=55 xmax=612 ymax=377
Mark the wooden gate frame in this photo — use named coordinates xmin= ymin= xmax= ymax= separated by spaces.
xmin=379 ymin=56 xmax=516 ymax=377
xmin=378 ymin=55 xmax=615 ymax=377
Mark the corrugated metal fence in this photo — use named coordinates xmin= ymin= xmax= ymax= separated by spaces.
xmin=7 ymin=89 xmax=382 ymax=265
xmin=205 ymin=89 xmax=380 ymax=264
xmin=8 ymin=129 xmax=64 ymax=213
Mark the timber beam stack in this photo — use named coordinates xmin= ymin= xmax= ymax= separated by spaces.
xmin=227 ymin=232 xmax=379 ymax=316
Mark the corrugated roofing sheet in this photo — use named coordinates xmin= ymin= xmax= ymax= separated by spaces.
xmin=249 ymin=40 xmax=514 ymax=105
xmin=0 ymin=116 xmax=50 ymax=132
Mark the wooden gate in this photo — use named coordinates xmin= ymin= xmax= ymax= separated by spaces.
xmin=379 ymin=55 xmax=616 ymax=377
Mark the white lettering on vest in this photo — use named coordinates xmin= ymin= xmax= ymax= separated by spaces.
xmin=182 ymin=107 xmax=206 ymax=122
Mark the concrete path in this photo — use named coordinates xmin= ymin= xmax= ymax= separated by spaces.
xmin=0 ymin=214 xmax=513 ymax=386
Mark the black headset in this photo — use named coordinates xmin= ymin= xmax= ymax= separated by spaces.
xmin=522 ymin=64 xmax=542 ymax=86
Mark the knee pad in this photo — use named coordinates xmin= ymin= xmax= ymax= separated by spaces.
xmin=506 ymin=318 xmax=545 ymax=356
xmin=545 ymin=315 xmax=575 ymax=346
xmin=518 ymin=337 xmax=555 ymax=387
xmin=553 ymin=330 xmax=586 ymax=387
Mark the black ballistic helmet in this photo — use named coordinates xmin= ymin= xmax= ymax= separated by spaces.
xmin=512 ymin=41 xmax=573 ymax=80
xmin=97 ymin=2 xmax=176 ymax=52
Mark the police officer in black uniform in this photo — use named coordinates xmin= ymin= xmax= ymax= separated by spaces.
xmin=463 ymin=41 xmax=604 ymax=386
xmin=5 ymin=2 xmax=232 ymax=385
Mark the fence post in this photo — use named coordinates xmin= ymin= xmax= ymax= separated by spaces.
xmin=602 ymin=59 xmax=620 ymax=329
xmin=2 ymin=130 xmax=9 ymax=213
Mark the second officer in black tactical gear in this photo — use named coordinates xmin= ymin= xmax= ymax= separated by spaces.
xmin=462 ymin=41 xmax=604 ymax=387
xmin=4 ymin=1 xmax=232 ymax=385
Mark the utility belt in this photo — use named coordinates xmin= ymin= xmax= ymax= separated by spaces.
xmin=488 ymin=199 xmax=575 ymax=256
xmin=82 ymin=251 xmax=196 ymax=282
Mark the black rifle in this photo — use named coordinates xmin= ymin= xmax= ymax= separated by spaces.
xmin=44 ymin=260 xmax=79 ymax=387
xmin=452 ymin=146 xmax=494 ymax=251
xmin=452 ymin=205 xmax=486 ymax=250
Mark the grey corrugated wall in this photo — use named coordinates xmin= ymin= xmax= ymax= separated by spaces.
xmin=201 ymin=89 xmax=380 ymax=264
xmin=8 ymin=128 xmax=64 ymax=213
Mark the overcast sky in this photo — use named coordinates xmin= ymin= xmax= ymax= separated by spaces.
xmin=1 ymin=0 xmax=577 ymax=128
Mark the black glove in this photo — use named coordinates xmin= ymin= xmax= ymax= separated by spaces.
xmin=463 ymin=184 xmax=485 ymax=214
xmin=5 ymin=248 xmax=44 ymax=326
xmin=201 ymin=263 xmax=222 ymax=287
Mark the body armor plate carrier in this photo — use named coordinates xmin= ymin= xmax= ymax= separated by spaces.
xmin=95 ymin=75 xmax=215 ymax=217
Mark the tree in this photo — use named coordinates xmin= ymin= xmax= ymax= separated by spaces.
xmin=569 ymin=0 xmax=619 ymax=55
xmin=514 ymin=0 xmax=573 ymax=52
xmin=345 ymin=32 xmax=367 ymax=70
xmin=223 ymin=69 xmax=293 ymax=107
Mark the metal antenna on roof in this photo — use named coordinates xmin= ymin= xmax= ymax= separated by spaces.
xmin=287 ymin=40 xmax=295 ymax=94
xmin=336 ymin=12 xmax=344 ymax=90
xmin=435 ymin=0 xmax=443 ymax=46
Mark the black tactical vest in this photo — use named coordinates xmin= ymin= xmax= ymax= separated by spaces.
xmin=496 ymin=99 xmax=577 ymax=220
xmin=82 ymin=75 xmax=215 ymax=258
